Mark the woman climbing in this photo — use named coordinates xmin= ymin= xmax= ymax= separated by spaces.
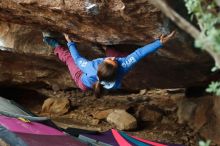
xmin=43 ymin=31 xmax=175 ymax=98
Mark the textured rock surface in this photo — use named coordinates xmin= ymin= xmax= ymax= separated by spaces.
xmin=0 ymin=0 xmax=165 ymax=44
xmin=0 ymin=0 xmax=204 ymax=55
xmin=92 ymin=109 xmax=114 ymax=120
xmin=0 ymin=1 xmax=218 ymax=143
xmin=0 ymin=48 xmax=75 ymax=89
xmin=177 ymin=96 xmax=220 ymax=145
xmin=200 ymin=97 xmax=220 ymax=145
xmin=0 ymin=21 xmax=214 ymax=89
xmin=135 ymin=105 xmax=162 ymax=122
xmin=0 ymin=1 xmax=214 ymax=89
xmin=0 ymin=22 xmax=103 ymax=89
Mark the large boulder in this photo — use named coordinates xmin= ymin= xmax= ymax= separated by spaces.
xmin=0 ymin=0 xmax=218 ymax=143
xmin=0 ymin=0 xmax=170 ymax=44
xmin=0 ymin=26 xmax=213 ymax=90
xmin=107 ymin=109 xmax=137 ymax=130
xmin=0 ymin=1 xmax=214 ymax=89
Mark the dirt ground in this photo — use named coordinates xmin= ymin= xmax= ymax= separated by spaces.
xmin=1 ymin=87 xmax=215 ymax=146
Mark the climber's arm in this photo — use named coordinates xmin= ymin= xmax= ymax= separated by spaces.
xmin=118 ymin=39 xmax=162 ymax=73
xmin=119 ymin=31 xmax=175 ymax=73
xmin=64 ymin=33 xmax=90 ymax=73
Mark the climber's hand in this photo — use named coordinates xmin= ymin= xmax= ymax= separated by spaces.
xmin=63 ymin=33 xmax=72 ymax=43
xmin=159 ymin=31 xmax=176 ymax=44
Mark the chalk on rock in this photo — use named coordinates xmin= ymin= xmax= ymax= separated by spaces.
xmin=85 ymin=0 xmax=99 ymax=15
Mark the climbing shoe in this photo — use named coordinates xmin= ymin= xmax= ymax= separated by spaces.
xmin=43 ymin=37 xmax=60 ymax=48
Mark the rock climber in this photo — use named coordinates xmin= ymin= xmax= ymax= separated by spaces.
xmin=43 ymin=31 xmax=175 ymax=98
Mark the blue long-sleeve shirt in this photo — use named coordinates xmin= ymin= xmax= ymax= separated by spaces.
xmin=68 ymin=39 xmax=162 ymax=89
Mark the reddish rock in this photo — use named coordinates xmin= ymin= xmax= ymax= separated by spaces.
xmin=199 ymin=97 xmax=220 ymax=145
xmin=0 ymin=0 xmax=215 ymax=89
xmin=0 ymin=22 xmax=213 ymax=89
xmin=92 ymin=109 xmax=114 ymax=120
xmin=0 ymin=0 xmax=218 ymax=143
xmin=177 ymin=96 xmax=220 ymax=145
xmin=136 ymin=105 xmax=162 ymax=122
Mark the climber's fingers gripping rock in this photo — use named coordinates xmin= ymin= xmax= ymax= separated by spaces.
xmin=159 ymin=30 xmax=176 ymax=44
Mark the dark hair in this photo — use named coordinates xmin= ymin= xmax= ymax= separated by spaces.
xmin=93 ymin=61 xmax=118 ymax=98
xmin=93 ymin=82 xmax=103 ymax=98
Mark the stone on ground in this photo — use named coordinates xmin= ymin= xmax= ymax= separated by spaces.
xmin=41 ymin=97 xmax=70 ymax=116
xmin=107 ymin=109 xmax=137 ymax=130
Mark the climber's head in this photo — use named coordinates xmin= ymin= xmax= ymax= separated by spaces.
xmin=93 ymin=57 xmax=118 ymax=98
xmin=98 ymin=57 xmax=118 ymax=82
